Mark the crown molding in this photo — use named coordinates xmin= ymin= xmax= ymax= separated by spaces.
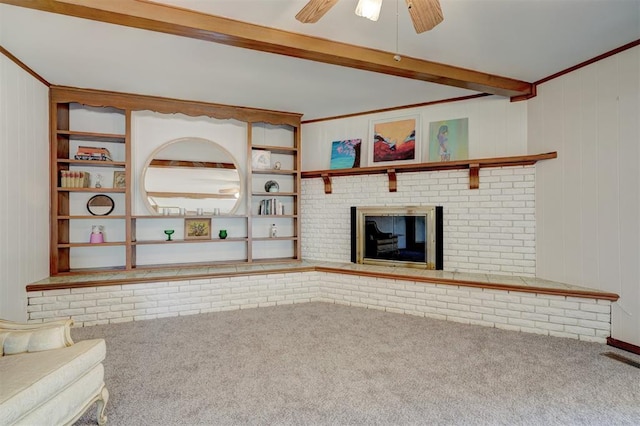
xmin=0 ymin=45 xmax=50 ymax=86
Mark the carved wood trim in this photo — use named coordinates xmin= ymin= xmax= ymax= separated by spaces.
xmin=387 ymin=169 xmax=397 ymax=192
xmin=469 ymin=163 xmax=480 ymax=189
xmin=50 ymin=86 xmax=302 ymax=126
xmin=321 ymin=174 xmax=332 ymax=194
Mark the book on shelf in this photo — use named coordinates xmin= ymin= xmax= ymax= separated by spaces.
xmin=74 ymin=146 xmax=112 ymax=161
xmin=60 ymin=170 xmax=91 ymax=188
xmin=258 ymin=198 xmax=285 ymax=215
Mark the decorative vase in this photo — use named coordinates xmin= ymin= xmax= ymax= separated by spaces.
xmin=219 ymin=229 xmax=228 ymax=239
xmin=89 ymin=225 xmax=104 ymax=243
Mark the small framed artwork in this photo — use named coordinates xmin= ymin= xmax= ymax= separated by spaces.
xmin=185 ymin=218 xmax=211 ymax=240
xmin=330 ymin=139 xmax=361 ymax=169
xmin=251 ymin=150 xmax=271 ymax=170
xmin=428 ymin=118 xmax=469 ymax=162
xmin=368 ymin=115 xmax=420 ymax=166
xmin=112 ymin=171 xmax=126 ymax=188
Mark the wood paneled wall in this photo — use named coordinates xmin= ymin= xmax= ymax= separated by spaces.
xmin=528 ymin=46 xmax=640 ymax=346
xmin=0 ymin=54 xmax=49 ymax=321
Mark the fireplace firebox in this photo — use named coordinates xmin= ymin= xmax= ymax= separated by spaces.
xmin=351 ymin=206 xmax=443 ymax=269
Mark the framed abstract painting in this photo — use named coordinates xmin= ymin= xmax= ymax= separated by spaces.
xmin=368 ymin=115 xmax=420 ymax=166
xmin=428 ymin=118 xmax=469 ymax=162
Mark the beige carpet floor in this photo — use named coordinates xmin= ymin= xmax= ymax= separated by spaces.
xmin=72 ymin=302 xmax=640 ymax=425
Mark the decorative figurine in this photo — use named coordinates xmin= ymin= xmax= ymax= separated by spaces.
xmin=273 ymin=161 xmax=281 ymax=170
xmin=270 ymin=223 xmax=278 ymax=238
xmin=94 ymin=173 xmax=103 ymax=188
xmin=219 ymin=229 xmax=228 ymax=239
xmin=89 ymin=225 xmax=104 ymax=244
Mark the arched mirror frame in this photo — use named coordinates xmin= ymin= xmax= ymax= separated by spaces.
xmin=140 ymin=137 xmax=244 ymax=216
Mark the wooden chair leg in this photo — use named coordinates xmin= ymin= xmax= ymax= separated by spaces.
xmin=96 ymin=386 xmax=109 ymax=426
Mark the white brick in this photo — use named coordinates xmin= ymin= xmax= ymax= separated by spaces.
xmin=29 ymin=296 xmax=58 ymax=305
xmin=581 ymin=303 xmax=610 ymax=313
xmin=549 ymin=300 xmax=580 ymax=310
xmin=577 ymin=319 xmax=610 ymax=330
xmin=564 ymin=325 xmax=595 ymax=336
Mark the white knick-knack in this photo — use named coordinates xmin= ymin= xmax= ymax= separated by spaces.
xmin=270 ymin=223 xmax=277 ymax=238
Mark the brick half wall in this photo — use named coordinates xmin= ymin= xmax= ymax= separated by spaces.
xmin=27 ymin=270 xmax=610 ymax=343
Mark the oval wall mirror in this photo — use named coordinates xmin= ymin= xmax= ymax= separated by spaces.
xmin=87 ymin=194 xmax=115 ymax=216
xmin=141 ymin=137 xmax=243 ymax=215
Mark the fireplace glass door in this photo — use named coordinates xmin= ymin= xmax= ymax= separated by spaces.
xmin=352 ymin=206 xmax=442 ymax=270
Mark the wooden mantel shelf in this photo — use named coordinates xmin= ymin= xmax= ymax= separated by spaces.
xmin=301 ymin=152 xmax=557 ymax=193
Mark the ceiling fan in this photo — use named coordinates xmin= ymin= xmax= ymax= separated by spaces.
xmin=295 ymin=0 xmax=444 ymax=34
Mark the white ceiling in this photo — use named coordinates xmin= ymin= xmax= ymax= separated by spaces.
xmin=1 ymin=0 xmax=638 ymax=120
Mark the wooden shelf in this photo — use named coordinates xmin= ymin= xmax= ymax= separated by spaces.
xmin=133 ymin=237 xmax=247 ymax=245
xmin=59 ymin=215 xmax=127 ymax=219
xmin=301 ymin=152 xmax=557 ymax=193
xmin=252 ymin=237 xmax=298 ymax=242
xmin=57 ymin=187 xmax=126 ymax=193
xmin=132 ymin=214 xmax=247 ymax=219
xmin=252 ymin=215 xmax=297 ymax=219
xmin=252 ymin=192 xmax=298 ymax=197
xmin=251 ymin=145 xmax=297 ymax=154
xmin=58 ymin=242 xmax=126 ymax=248
xmin=251 ymin=257 xmax=300 ymax=264
xmin=57 ymin=130 xmax=126 ymax=143
xmin=252 ymin=169 xmax=297 ymax=175
xmin=58 ymin=159 xmax=126 ymax=168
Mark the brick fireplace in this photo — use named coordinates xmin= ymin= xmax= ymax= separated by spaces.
xmin=301 ymin=166 xmax=536 ymax=277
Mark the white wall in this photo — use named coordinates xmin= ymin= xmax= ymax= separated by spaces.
xmin=0 ymin=54 xmax=49 ymax=321
xmin=302 ymin=95 xmax=527 ymax=170
xmin=529 ymin=46 xmax=640 ymax=346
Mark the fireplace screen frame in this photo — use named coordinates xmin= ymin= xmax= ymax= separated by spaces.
xmin=351 ymin=206 xmax=443 ymax=270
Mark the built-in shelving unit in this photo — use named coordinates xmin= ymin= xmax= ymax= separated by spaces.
xmin=50 ymin=86 xmax=302 ymax=275
xmin=248 ymin=122 xmax=301 ymax=263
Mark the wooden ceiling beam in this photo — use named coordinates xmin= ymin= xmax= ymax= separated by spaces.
xmin=3 ymin=0 xmax=534 ymax=98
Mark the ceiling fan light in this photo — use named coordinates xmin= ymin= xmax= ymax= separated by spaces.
xmin=355 ymin=0 xmax=383 ymax=21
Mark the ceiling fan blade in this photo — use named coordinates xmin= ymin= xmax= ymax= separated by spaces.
xmin=295 ymin=0 xmax=340 ymax=23
xmin=405 ymin=0 xmax=444 ymax=33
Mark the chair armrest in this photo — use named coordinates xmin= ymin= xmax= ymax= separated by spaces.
xmin=0 ymin=319 xmax=74 ymax=356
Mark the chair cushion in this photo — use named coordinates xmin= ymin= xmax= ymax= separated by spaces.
xmin=0 ymin=339 xmax=105 ymax=425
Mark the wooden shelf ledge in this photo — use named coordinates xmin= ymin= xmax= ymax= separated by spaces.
xmin=27 ymin=260 xmax=618 ymax=302
xmin=302 ymin=152 xmax=557 ymax=194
